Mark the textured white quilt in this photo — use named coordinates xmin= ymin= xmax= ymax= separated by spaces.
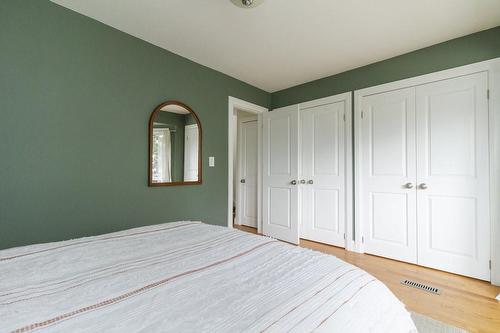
xmin=0 ymin=221 xmax=416 ymax=332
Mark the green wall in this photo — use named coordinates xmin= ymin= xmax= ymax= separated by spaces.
xmin=185 ymin=113 xmax=197 ymax=126
xmin=271 ymin=26 xmax=500 ymax=108
xmin=0 ymin=0 xmax=270 ymax=250
xmin=2 ymin=1 xmax=499 ymax=251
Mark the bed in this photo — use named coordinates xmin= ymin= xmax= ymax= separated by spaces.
xmin=1 ymin=221 xmax=416 ymax=332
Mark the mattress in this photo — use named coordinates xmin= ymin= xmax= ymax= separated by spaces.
xmin=0 ymin=221 xmax=416 ymax=332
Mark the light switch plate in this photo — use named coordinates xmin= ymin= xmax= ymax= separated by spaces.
xmin=209 ymin=156 xmax=215 ymax=167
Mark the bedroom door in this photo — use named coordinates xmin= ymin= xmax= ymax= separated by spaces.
xmin=415 ymin=73 xmax=490 ymax=280
xmin=300 ymin=100 xmax=347 ymax=247
xmin=262 ymin=105 xmax=300 ymax=244
xmin=359 ymin=87 xmax=418 ymax=263
xmin=237 ymin=119 xmax=258 ymax=228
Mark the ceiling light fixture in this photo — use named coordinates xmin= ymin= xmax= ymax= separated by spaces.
xmin=230 ymin=0 xmax=264 ymax=9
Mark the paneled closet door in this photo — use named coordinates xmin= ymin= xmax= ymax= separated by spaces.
xmin=360 ymin=88 xmax=418 ymax=263
xmin=416 ymin=72 xmax=490 ymax=280
xmin=300 ymin=101 xmax=346 ymax=247
xmin=262 ymin=105 xmax=300 ymax=244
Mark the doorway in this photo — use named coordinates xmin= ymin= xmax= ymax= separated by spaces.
xmin=227 ymin=97 xmax=268 ymax=233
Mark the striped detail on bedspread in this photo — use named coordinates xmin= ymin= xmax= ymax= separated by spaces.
xmin=0 ymin=221 xmax=416 ymax=333
xmin=0 ymin=222 xmax=200 ymax=262
xmin=1 ymin=230 xmax=244 ymax=304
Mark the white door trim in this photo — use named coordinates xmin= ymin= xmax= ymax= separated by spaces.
xmin=228 ymin=96 xmax=268 ymax=233
xmin=354 ymin=57 xmax=500 ymax=285
xmin=298 ymin=92 xmax=353 ymax=250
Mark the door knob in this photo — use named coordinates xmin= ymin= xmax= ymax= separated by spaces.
xmin=308 ymin=180 xmax=314 ymax=185
xmin=290 ymin=180 xmax=297 ymax=185
xmin=240 ymin=179 xmax=246 ymax=183
xmin=300 ymin=179 xmax=306 ymax=184
xmin=419 ymin=183 xmax=428 ymax=190
xmin=404 ymin=182 xmax=413 ymax=189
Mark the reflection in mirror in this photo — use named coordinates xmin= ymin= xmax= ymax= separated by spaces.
xmin=149 ymin=101 xmax=201 ymax=186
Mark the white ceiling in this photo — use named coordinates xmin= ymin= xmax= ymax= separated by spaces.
xmin=51 ymin=0 xmax=500 ymax=92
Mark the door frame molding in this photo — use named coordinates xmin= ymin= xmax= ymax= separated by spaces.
xmin=228 ymin=96 xmax=268 ymax=233
xmin=354 ymin=57 xmax=500 ymax=285
xmin=298 ymin=92 xmax=353 ymax=250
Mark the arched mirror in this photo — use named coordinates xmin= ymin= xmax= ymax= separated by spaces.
xmin=149 ymin=101 xmax=202 ymax=186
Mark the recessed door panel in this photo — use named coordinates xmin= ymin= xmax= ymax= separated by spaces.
xmin=262 ymin=105 xmax=299 ymax=244
xmin=370 ymin=100 xmax=408 ymax=176
xmin=244 ymin=184 xmax=257 ymax=220
xmin=360 ymin=88 xmax=417 ymax=263
xmin=371 ymin=193 xmax=409 ymax=246
xmin=269 ymin=117 xmax=291 ymax=175
xmin=416 ymin=72 xmax=490 ymax=280
xmin=427 ymin=88 xmax=476 ymax=177
xmin=313 ymin=189 xmax=339 ymax=232
xmin=300 ymin=99 xmax=347 ymax=247
xmin=427 ymin=196 xmax=476 ymax=257
xmin=269 ymin=187 xmax=291 ymax=228
xmin=313 ymin=110 xmax=339 ymax=176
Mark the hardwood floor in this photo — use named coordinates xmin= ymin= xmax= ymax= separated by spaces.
xmin=234 ymin=225 xmax=500 ymax=333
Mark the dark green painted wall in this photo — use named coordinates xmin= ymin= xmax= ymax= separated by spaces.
xmin=185 ymin=113 xmax=197 ymax=126
xmin=271 ymin=26 xmax=500 ymax=109
xmin=0 ymin=0 xmax=270 ymax=249
xmin=2 ymin=1 xmax=499 ymax=251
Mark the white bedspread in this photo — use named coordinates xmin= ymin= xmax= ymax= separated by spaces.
xmin=0 ymin=221 xmax=416 ymax=332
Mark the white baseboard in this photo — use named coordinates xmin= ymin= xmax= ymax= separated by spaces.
xmin=496 ymin=293 xmax=500 ymax=301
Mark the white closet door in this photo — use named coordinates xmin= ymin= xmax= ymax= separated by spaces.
xmin=360 ymin=88 xmax=417 ymax=263
xmin=300 ymin=101 xmax=346 ymax=247
xmin=262 ymin=105 xmax=300 ymax=244
xmin=237 ymin=120 xmax=258 ymax=228
xmin=416 ymin=72 xmax=490 ymax=280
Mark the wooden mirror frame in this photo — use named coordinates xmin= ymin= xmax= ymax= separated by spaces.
xmin=148 ymin=100 xmax=202 ymax=187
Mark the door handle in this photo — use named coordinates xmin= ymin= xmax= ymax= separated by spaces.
xmin=290 ymin=180 xmax=297 ymax=185
xmin=419 ymin=183 xmax=428 ymax=190
xmin=299 ymin=179 xmax=306 ymax=184
xmin=404 ymin=182 xmax=413 ymax=189
xmin=308 ymin=180 xmax=314 ymax=185
xmin=240 ymin=179 xmax=246 ymax=184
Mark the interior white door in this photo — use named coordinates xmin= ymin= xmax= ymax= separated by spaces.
xmin=300 ymin=101 xmax=346 ymax=247
xmin=359 ymin=88 xmax=418 ymax=263
xmin=237 ymin=120 xmax=258 ymax=228
xmin=262 ymin=105 xmax=299 ymax=244
xmin=184 ymin=124 xmax=199 ymax=181
xmin=416 ymin=72 xmax=490 ymax=280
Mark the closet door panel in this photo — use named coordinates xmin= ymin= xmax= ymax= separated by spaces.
xmin=262 ymin=105 xmax=300 ymax=244
xmin=312 ymin=189 xmax=339 ymax=232
xmin=360 ymin=88 xmax=417 ymax=263
xmin=300 ymin=101 xmax=346 ymax=247
xmin=416 ymin=72 xmax=490 ymax=280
